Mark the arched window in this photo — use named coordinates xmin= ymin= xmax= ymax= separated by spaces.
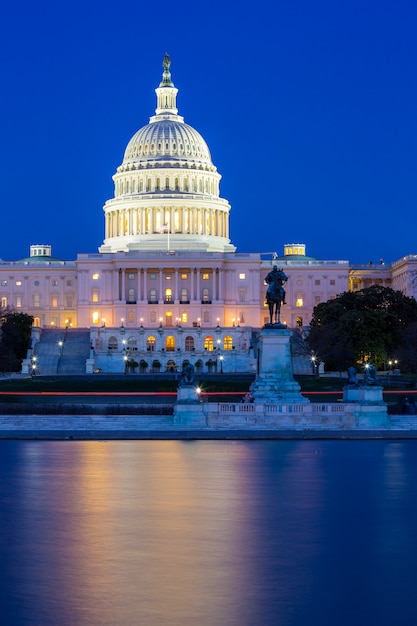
xmin=151 ymin=360 xmax=161 ymax=373
xmin=202 ymin=288 xmax=210 ymax=302
xmin=181 ymin=288 xmax=188 ymax=303
xmin=149 ymin=288 xmax=157 ymax=303
xmin=33 ymin=292 xmax=40 ymax=307
xmin=127 ymin=288 xmax=135 ymax=303
xmin=166 ymin=336 xmax=175 ymax=351
xmin=33 ymin=317 xmax=40 ymax=327
xmin=223 ymin=336 xmax=233 ymax=350
xmin=165 ymin=177 xmax=169 ymax=190
xmin=296 ymin=317 xmax=303 ymax=327
xmin=127 ymin=336 xmax=137 ymax=350
xmin=204 ymin=336 xmax=214 ymax=351
xmin=147 ymin=336 xmax=156 ymax=352
xmin=166 ymin=359 xmax=177 ymax=372
xmin=165 ymin=288 xmax=173 ymax=303
xmin=108 ymin=336 xmax=118 ymax=351
xmin=185 ymin=336 xmax=194 ymax=351
xmin=296 ymin=292 xmax=304 ymax=307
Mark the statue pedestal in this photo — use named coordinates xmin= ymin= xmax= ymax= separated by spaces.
xmin=174 ymin=385 xmax=207 ymax=425
xmin=250 ymin=327 xmax=308 ymax=404
xmin=343 ymin=385 xmax=390 ymax=427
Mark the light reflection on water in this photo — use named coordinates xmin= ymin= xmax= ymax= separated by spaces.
xmin=1 ymin=440 xmax=417 ymax=626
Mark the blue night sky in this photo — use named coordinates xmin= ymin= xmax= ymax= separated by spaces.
xmin=1 ymin=0 xmax=416 ymax=264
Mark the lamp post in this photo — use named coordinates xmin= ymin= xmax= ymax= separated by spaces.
xmin=219 ymin=354 xmax=224 ymax=374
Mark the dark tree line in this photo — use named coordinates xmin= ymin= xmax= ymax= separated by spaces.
xmin=307 ymin=285 xmax=417 ymax=372
xmin=0 ymin=309 xmax=33 ymax=372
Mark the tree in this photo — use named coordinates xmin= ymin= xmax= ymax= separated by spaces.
xmin=307 ymin=286 xmax=417 ymax=372
xmin=0 ymin=309 xmax=34 ymax=372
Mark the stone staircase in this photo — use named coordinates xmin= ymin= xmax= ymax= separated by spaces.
xmin=33 ymin=328 xmax=91 ymax=375
xmin=32 ymin=328 xmax=65 ymax=375
xmin=57 ymin=329 xmax=91 ymax=375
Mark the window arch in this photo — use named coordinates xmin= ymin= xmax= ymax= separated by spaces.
xmin=223 ymin=336 xmax=233 ymax=350
xmin=33 ymin=317 xmax=40 ymax=327
xmin=147 ymin=336 xmax=156 ymax=352
xmin=204 ymin=336 xmax=214 ymax=351
xmin=33 ymin=292 xmax=41 ymax=307
xmin=108 ymin=336 xmax=118 ymax=351
xmin=127 ymin=288 xmax=135 ymax=303
xmin=166 ymin=336 xmax=175 ymax=351
xmin=165 ymin=288 xmax=173 ymax=303
xmin=127 ymin=336 xmax=137 ymax=350
xmin=149 ymin=288 xmax=157 ymax=303
xmin=202 ymin=288 xmax=210 ymax=302
xmin=185 ymin=336 xmax=194 ymax=351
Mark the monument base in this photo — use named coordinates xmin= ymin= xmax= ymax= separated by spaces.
xmin=343 ymin=385 xmax=390 ymax=427
xmin=250 ymin=327 xmax=308 ymax=404
xmin=174 ymin=385 xmax=207 ymax=425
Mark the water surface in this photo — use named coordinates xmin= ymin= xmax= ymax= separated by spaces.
xmin=1 ymin=440 xmax=417 ymax=625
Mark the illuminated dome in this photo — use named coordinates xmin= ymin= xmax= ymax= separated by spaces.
xmin=100 ymin=54 xmax=235 ymax=254
xmin=123 ymin=121 xmax=213 ymax=168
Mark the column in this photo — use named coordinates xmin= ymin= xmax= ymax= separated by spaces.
xmin=175 ymin=269 xmax=179 ymax=302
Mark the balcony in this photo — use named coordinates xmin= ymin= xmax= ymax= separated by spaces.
xmin=201 ymin=300 xmax=212 ymax=304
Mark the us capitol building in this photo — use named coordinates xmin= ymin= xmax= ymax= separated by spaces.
xmin=1 ymin=55 xmax=417 ymax=375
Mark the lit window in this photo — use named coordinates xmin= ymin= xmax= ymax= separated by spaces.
xmin=181 ymin=312 xmax=188 ymax=323
xmin=147 ymin=336 xmax=156 ymax=351
xmin=181 ymin=273 xmax=188 ymax=280
xmin=202 ymin=288 xmax=210 ymax=302
xmin=204 ymin=336 xmax=214 ymax=350
xmin=92 ymin=289 xmax=99 ymax=303
xmin=92 ymin=312 xmax=99 ymax=324
xmin=166 ymin=336 xmax=175 ymax=351
xmin=92 ymin=273 xmax=99 ymax=280
xmin=1 ymin=296 xmax=7 ymax=307
xmin=165 ymin=288 xmax=173 ymax=302
xmin=296 ymin=290 xmax=304 ymax=308
xmin=1 ymin=280 xmax=7 ymax=286
xmin=16 ymin=281 xmax=22 ymax=286
xmin=239 ymin=273 xmax=246 ymax=280
xmin=33 ymin=293 xmax=40 ymax=307
xmin=165 ymin=312 xmax=173 ymax=326
xmin=16 ymin=296 xmax=22 ymax=308
xmin=51 ymin=296 xmax=58 ymax=308
xmin=165 ymin=274 xmax=172 ymax=280
xmin=223 ymin=336 xmax=233 ymax=350
xmin=202 ymin=273 xmax=209 ymax=280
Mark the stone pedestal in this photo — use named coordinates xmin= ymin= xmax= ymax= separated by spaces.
xmin=250 ymin=327 xmax=308 ymax=404
xmin=174 ymin=385 xmax=207 ymax=425
xmin=343 ymin=385 xmax=390 ymax=427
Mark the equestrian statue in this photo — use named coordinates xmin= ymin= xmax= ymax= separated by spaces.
xmin=265 ymin=265 xmax=288 ymax=326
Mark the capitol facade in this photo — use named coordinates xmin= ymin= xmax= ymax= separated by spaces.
xmin=1 ymin=55 xmax=417 ymax=375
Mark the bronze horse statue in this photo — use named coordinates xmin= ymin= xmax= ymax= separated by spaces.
xmin=265 ymin=266 xmax=288 ymax=325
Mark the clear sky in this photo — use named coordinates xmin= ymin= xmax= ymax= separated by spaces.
xmin=1 ymin=0 xmax=416 ymax=264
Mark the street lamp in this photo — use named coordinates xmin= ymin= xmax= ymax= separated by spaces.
xmin=219 ymin=354 xmax=224 ymax=374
